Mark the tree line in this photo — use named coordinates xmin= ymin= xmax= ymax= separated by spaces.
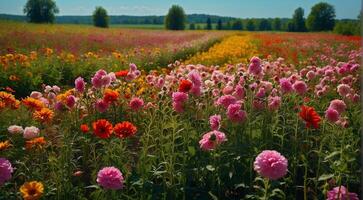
xmin=21 ymin=0 xmax=361 ymax=35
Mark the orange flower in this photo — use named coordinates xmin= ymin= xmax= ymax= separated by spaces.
xmin=0 ymin=91 xmax=16 ymax=106
xmin=80 ymin=124 xmax=90 ymax=133
xmin=22 ymin=97 xmax=44 ymax=111
xmin=299 ymin=105 xmax=321 ymax=129
xmin=0 ymin=140 xmax=12 ymax=151
xmin=103 ymin=89 xmax=119 ymax=103
xmin=0 ymin=101 xmax=5 ymax=109
xmin=115 ymin=70 xmax=128 ymax=78
xmin=9 ymin=75 xmax=20 ymax=81
xmin=113 ymin=121 xmax=137 ymax=138
xmin=20 ymin=181 xmax=44 ymax=200
xmin=33 ymin=108 xmax=54 ymax=123
xmin=92 ymin=119 xmax=113 ymax=139
xmin=25 ymin=137 xmax=46 ymax=150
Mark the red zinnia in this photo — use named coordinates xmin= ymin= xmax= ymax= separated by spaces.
xmin=299 ymin=105 xmax=321 ymax=129
xmin=92 ymin=119 xmax=113 ymax=138
xmin=80 ymin=124 xmax=90 ymax=133
xmin=115 ymin=70 xmax=128 ymax=78
xmin=113 ymin=121 xmax=137 ymax=138
xmin=178 ymin=79 xmax=193 ymax=93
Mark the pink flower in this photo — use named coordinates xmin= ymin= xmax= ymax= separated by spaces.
xmin=52 ymin=85 xmax=60 ymax=93
xmin=23 ymin=126 xmax=40 ymax=139
xmin=327 ymin=186 xmax=359 ymax=200
xmin=95 ymin=99 xmax=110 ymax=113
xmin=329 ymin=99 xmax=346 ymax=114
xmin=337 ymin=84 xmax=351 ymax=97
xmin=7 ymin=125 xmax=24 ymax=134
xmin=172 ymin=92 xmax=188 ymax=113
xmin=279 ymin=78 xmax=293 ymax=93
xmin=306 ymin=71 xmax=316 ymax=80
xmin=233 ymin=84 xmax=245 ymax=99
xmin=209 ymin=115 xmax=221 ymax=130
xmin=268 ymin=96 xmax=281 ymax=111
xmin=325 ymin=108 xmax=340 ymax=123
xmin=292 ymin=80 xmax=308 ymax=95
xmin=0 ymin=158 xmax=13 ymax=185
xmin=66 ymin=95 xmax=76 ymax=108
xmin=97 ymin=166 xmax=124 ymax=190
xmin=227 ymin=103 xmax=247 ymax=123
xmin=129 ymin=97 xmax=144 ymax=111
xmin=248 ymin=56 xmax=262 ymax=75
xmin=255 ymin=87 xmax=266 ymax=98
xmin=91 ymin=70 xmax=114 ymax=88
xmin=75 ymin=77 xmax=86 ymax=93
xmin=199 ymin=130 xmax=227 ymax=151
xmin=222 ymin=86 xmax=234 ymax=95
xmin=215 ymin=95 xmax=237 ymax=109
xmin=188 ymin=70 xmax=202 ymax=86
xmin=254 ymin=150 xmax=288 ymax=180
xmin=30 ymin=91 xmax=42 ymax=99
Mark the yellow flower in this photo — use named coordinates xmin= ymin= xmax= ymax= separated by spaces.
xmin=0 ymin=140 xmax=11 ymax=151
xmin=20 ymin=181 xmax=44 ymax=200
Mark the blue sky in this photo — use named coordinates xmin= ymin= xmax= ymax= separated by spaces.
xmin=0 ymin=0 xmax=361 ymax=19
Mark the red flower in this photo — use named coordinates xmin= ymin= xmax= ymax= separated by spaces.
xmin=178 ymin=79 xmax=193 ymax=93
xmin=103 ymin=89 xmax=119 ymax=103
xmin=92 ymin=119 xmax=113 ymax=139
xmin=113 ymin=121 xmax=137 ymax=138
xmin=115 ymin=70 xmax=128 ymax=78
xmin=80 ymin=124 xmax=90 ymax=133
xmin=299 ymin=105 xmax=321 ymax=129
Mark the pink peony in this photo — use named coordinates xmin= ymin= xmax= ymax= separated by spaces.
xmin=255 ymin=87 xmax=266 ymax=98
xmin=279 ymin=78 xmax=293 ymax=93
xmin=248 ymin=56 xmax=262 ymax=75
xmin=292 ymin=80 xmax=308 ymax=95
xmin=254 ymin=150 xmax=288 ymax=180
xmin=75 ymin=77 xmax=86 ymax=93
xmin=227 ymin=103 xmax=247 ymax=123
xmin=327 ymin=186 xmax=359 ymax=200
xmin=325 ymin=108 xmax=340 ymax=123
xmin=97 ymin=166 xmax=124 ymax=190
xmin=268 ymin=96 xmax=281 ymax=111
xmin=172 ymin=92 xmax=188 ymax=113
xmin=306 ymin=71 xmax=316 ymax=80
xmin=30 ymin=91 xmax=42 ymax=99
xmin=329 ymin=99 xmax=346 ymax=114
xmin=0 ymin=158 xmax=13 ymax=185
xmin=209 ymin=114 xmax=221 ymax=130
xmin=337 ymin=84 xmax=351 ymax=97
xmin=7 ymin=125 xmax=24 ymax=134
xmin=215 ymin=95 xmax=237 ymax=109
xmin=95 ymin=99 xmax=110 ymax=113
xmin=66 ymin=95 xmax=76 ymax=108
xmin=199 ymin=130 xmax=227 ymax=151
xmin=23 ymin=126 xmax=40 ymax=139
xmin=129 ymin=97 xmax=144 ymax=111
xmin=233 ymin=84 xmax=245 ymax=99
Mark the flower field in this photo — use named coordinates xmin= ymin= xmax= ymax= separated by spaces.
xmin=0 ymin=22 xmax=361 ymax=200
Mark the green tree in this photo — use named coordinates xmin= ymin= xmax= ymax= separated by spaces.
xmin=259 ymin=19 xmax=272 ymax=31
xmin=306 ymin=2 xmax=335 ymax=31
xmin=189 ymin=23 xmax=196 ymax=30
xmin=292 ymin=7 xmax=307 ymax=32
xmin=273 ymin=18 xmax=282 ymax=31
xmin=23 ymin=0 xmax=59 ymax=23
xmin=206 ymin=17 xmax=212 ymax=30
xmin=93 ymin=6 xmax=109 ymax=28
xmin=217 ymin=19 xmax=223 ymax=30
xmin=246 ymin=19 xmax=255 ymax=31
xmin=225 ymin=21 xmax=232 ymax=30
xmin=165 ymin=5 xmax=186 ymax=30
xmin=232 ymin=20 xmax=243 ymax=30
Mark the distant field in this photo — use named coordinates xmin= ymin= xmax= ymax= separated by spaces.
xmin=111 ymin=24 xmax=165 ymax=29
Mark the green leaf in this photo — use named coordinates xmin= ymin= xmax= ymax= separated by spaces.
xmin=318 ymin=174 xmax=334 ymax=181
xmin=188 ymin=146 xmax=196 ymax=156
xmin=208 ymin=191 xmax=218 ymax=200
xmin=324 ymin=151 xmax=340 ymax=161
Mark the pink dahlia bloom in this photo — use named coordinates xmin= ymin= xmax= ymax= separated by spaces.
xmin=327 ymin=186 xmax=359 ymax=200
xmin=279 ymin=78 xmax=293 ymax=93
xmin=254 ymin=150 xmax=288 ymax=180
xmin=255 ymin=87 xmax=266 ymax=98
xmin=30 ymin=91 xmax=42 ymax=99
xmin=95 ymin=99 xmax=110 ymax=113
xmin=248 ymin=56 xmax=262 ymax=75
xmin=199 ymin=130 xmax=227 ymax=151
xmin=337 ymin=84 xmax=351 ymax=97
xmin=268 ymin=96 xmax=281 ymax=111
xmin=292 ymin=80 xmax=308 ymax=95
xmin=325 ymin=108 xmax=340 ymax=123
xmin=23 ymin=126 xmax=40 ymax=139
xmin=129 ymin=97 xmax=144 ymax=111
xmin=0 ymin=158 xmax=13 ymax=185
xmin=233 ymin=84 xmax=245 ymax=99
xmin=209 ymin=114 xmax=221 ymax=130
xmin=329 ymin=99 xmax=346 ymax=114
xmin=227 ymin=103 xmax=247 ymax=123
xmin=97 ymin=166 xmax=124 ymax=190
xmin=306 ymin=71 xmax=316 ymax=80
xmin=172 ymin=92 xmax=188 ymax=113
xmin=7 ymin=125 xmax=24 ymax=134
xmin=215 ymin=95 xmax=237 ymax=109
xmin=75 ymin=77 xmax=86 ymax=93
xmin=66 ymin=95 xmax=76 ymax=108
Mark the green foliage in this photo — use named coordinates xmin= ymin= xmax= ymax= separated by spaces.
xmin=217 ymin=19 xmax=223 ymax=30
xmin=206 ymin=17 xmax=212 ymax=30
xmin=273 ymin=18 xmax=282 ymax=31
xmin=189 ymin=23 xmax=195 ymax=30
xmin=231 ymin=20 xmax=243 ymax=30
xmin=23 ymin=0 xmax=59 ymax=23
xmin=165 ymin=5 xmax=186 ymax=30
xmin=92 ymin=6 xmax=109 ymax=28
xmin=246 ymin=20 xmax=255 ymax=31
xmin=258 ymin=19 xmax=272 ymax=31
xmin=334 ymin=21 xmax=360 ymax=35
xmin=306 ymin=2 xmax=336 ymax=31
xmin=291 ymin=7 xmax=307 ymax=32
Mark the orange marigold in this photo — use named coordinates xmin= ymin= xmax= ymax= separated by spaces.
xmin=25 ymin=137 xmax=46 ymax=150
xmin=0 ymin=140 xmax=12 ymax=151
xmin=113 ymin=121 xmax=137 ymax=138
xmin=92 ymin=119 xmax=113 ymax=139
xmin=22 ymin=97 xmax=44 ymax=111
xmin=103 ymin=89 xmax=119 ymax=103
xmin=33 ymin=108 xmax=54 ymax=123
xmin=0 ymin=91 xmax=16 ymax=106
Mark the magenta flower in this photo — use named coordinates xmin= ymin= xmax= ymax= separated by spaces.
xmin=129 ymin=97 xmax=144 ymax=111
xmin=199 ymin=130 xmax=227 ymax=151
xmin=172 ymin=92 xmax=188 ymax=113
xmin=327 ymin=186 xmax=359 ymax=200
xmin=95 ymin=99 xmax=110 ymax=113
xmin=292 ymin=80 xmax=308 ymax=95
xmin=215 ymin=95 xmax=237 ymax=109
xmin=0 ymin=158 xmax=13 ymax=185
xmin=279 ymin=78 xmax=293 ymax=93
xmin=268 ymin=96 xmax=281 ymax=111
xmin=209 ymin=114 xmax=221 ymax=130
xmin=325 ymin=108 xmax=340 ymax=123
xmin=97 ymin=167 xmax=124 ymax=190
xmin=66 ymin=95 xmax=76 ymax=108
xmin=75 ymin=77 xmax=86 ymax=93
xmin=254 ymin=150 xmax=288 ymax=180
xmin=248 ymin=56 xmax=262 ymax=75
xmin=227 ymin=103 xmax=247 ymax=123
